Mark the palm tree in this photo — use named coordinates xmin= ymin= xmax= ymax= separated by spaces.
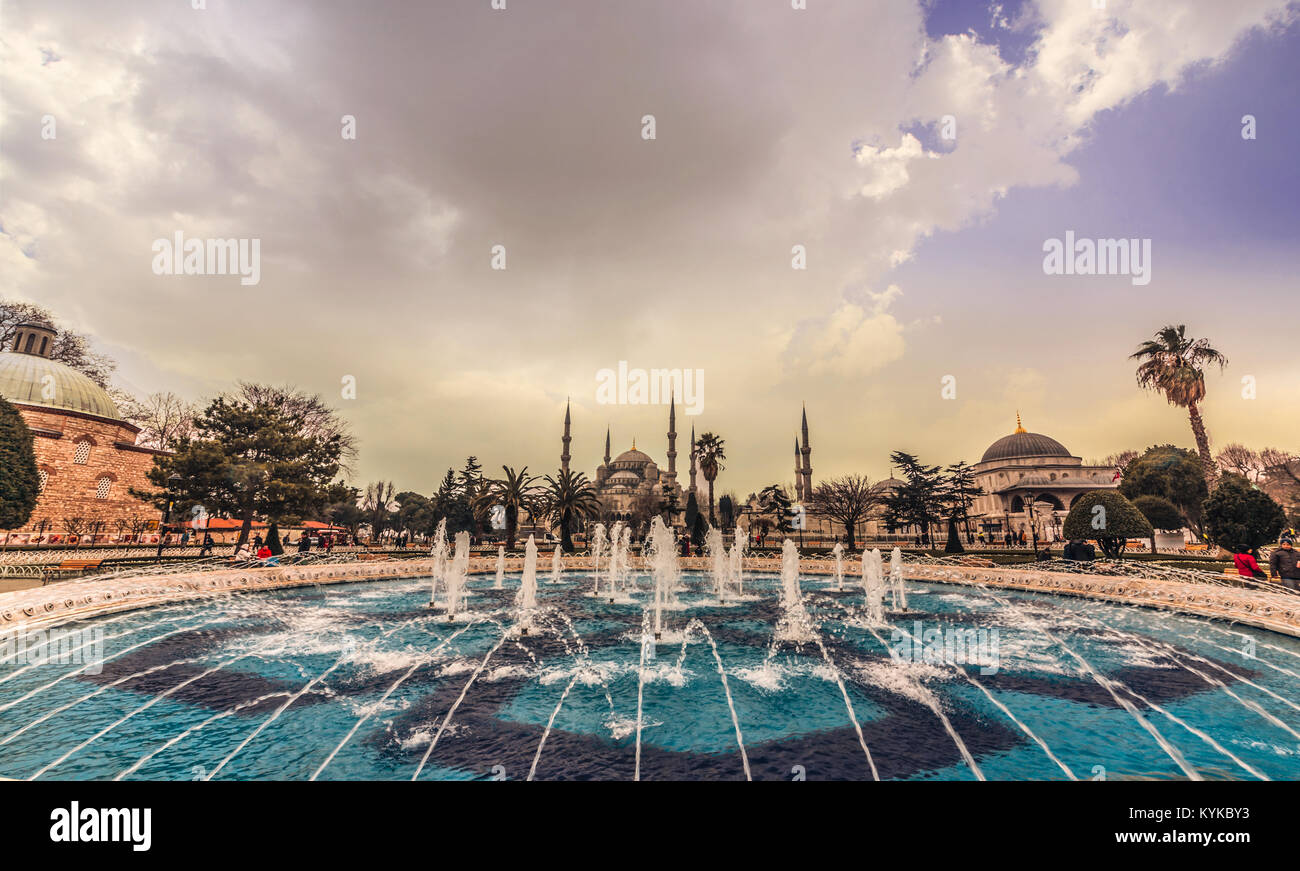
xmin=1131 ymin=325 xmax=1227 ymax=488
xmin=540 ymin=469 xmax=603 ymax=553
xmin=695 ymin=432 xmax=726 ymax=525
xmin=472 ymin=465 xmax=540 ymax=550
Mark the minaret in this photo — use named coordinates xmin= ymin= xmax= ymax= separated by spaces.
xmin=561 ymin=399 xmax=572 ymax=474
xmin=688 ymin=425 xmax=698 ymax=497
xmin=794 ymin=437 xmax=803 ymax=501
xmin=800 ymin=404 xmax=813 ymax=499
xmin=604 ymin=426 xmax=611 ymax=466
xmin=664 ymin=392 xmax=678 ymax=488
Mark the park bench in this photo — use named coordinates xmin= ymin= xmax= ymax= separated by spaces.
xmin=41 ymin=559 xmax=105 ymax=585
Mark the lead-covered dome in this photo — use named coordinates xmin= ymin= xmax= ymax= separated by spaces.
xmin=0 ymin=351 xmax=121 ymax=421
xmin=981 ymin=431 xmax=1071 ymax=463
xmin=611 ymin=447 xmax=653 ymax=467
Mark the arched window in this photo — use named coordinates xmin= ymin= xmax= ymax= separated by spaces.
xmin=95 ymin=477 xmax=112 ymax=500
xmin=23 ymin=333 xmax=35 ymax=353
xmin=38 ymin=336 xmax=48 ymax=355
xmin=73 ymin=441 xmax=92 ymax=465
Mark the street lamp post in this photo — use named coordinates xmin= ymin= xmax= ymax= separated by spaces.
xmin=1025 ymin=491 xmax=1040 ymax=554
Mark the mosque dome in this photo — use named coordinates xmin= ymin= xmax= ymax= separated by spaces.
xmin=980 ymin=415 xmax=1072 ymax=464
xmin=0 ymin=326 xmax=121 ymax=421
xmin=611 ymin=447 xmax=653 ymax=468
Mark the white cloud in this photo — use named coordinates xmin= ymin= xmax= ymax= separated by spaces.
xmin=1 ymin=0 xmax=1293 ymax=492
xmin=786 ymin=285 xmax=907 ymax=378
xmin=854 ymin=133 xmax=937 ymax=201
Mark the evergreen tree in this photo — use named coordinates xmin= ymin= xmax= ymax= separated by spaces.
xmin=691 ymin=512 xmax=708 ymax=551
xmin=1203 ymin=475 xmax=1286 ymax=556
xmin=944 ymin=461 xmax=984 ymax=541
xmin=944 ymin=516 xmax=964 ymax=554
xmin=137 ymin=387 xmax=347 ymax=547
xmin=1132 ymin=494 xmax=1183 ymax=555
xmin=0 ymin=396 xmax=39 ymax=530
xmin=459 ymin=456 xmax=483 ymax=501
xmin=395 ymin=491 xmax=435 ymax=538
xmin=718 ymin=494 xmax=735 ymax=529
xmin=759 ymin=484 xmax=793 ymax=535
xmin=1120 ymin=445 xmax=1209 ymax=535
xmin=884 ymin=452 xmax=946 ymax=545
xmin=1062 ymin=491 xmax=1153 ymax=559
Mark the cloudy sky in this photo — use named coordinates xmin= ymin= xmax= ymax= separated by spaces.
xmin=2 ymin=0 xmax=1297 ymax=497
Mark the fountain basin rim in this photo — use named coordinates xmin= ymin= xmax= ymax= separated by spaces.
xmin=1 ymin=555 xmax=1297 ymax=640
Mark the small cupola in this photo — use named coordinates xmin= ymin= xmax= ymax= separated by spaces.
xmin=10 ymin=322 xmax=57 ymax=358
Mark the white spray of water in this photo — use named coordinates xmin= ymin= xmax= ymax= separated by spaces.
xmin=705 ymin=526 xmax=728 ymax=599
xmin=863 ymin=548 xmax=885 ymax=623
xmin=832 ymin=542 xmax=844 ymax=591
xmin=517 ymin=535 xmax=539 ymax=613
xmin=429 ymin=518 xmax=448 ymax=604
xmin=645 ymin=517 xmax=678 ymax=636
xmin=780 ymin=539 xmax=802 ymax=610
xmin=443 ymin=531 xmax=470 ymax=617
xmin=549 ymin=544 xmax=564 ymax=584
xmin=607 ymin=523 xmax=630 ymax=598
xmin=589 ymin=523 xmax=607 ymax=596
xmin=890 ymin=547 xmax=907 ymax=611
xmin=728 ymin=528 xmax=746 ymax=596
xmin=494 ymin=545 xmax=505 ymax=589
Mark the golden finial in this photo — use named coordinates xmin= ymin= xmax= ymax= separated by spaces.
xmin=1015 ymin=411 xmax=1026 ymax=434
xmin=632 ymin=437 xmax=637 ymax=450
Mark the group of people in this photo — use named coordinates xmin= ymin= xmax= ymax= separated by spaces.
xmin=1233 ymin=538 xmax=1300 ymax=589
xmin=972 ymin=530 xmax=1034 ymax=547
xmin=231 ymin=540 xmax=278 ymax=565
xmin=207 ymin=529 xmax=343 ymax=565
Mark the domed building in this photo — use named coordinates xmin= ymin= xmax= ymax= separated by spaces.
xmin=0 ymin=323 xmax=164 ymax=542
xmin=971 ymin=414 xmax=1118 ymax=543
xmin=594 ymin=441 xmax=667 ymax=516
xmin=560 ymin=398 xmax=688 ymax=522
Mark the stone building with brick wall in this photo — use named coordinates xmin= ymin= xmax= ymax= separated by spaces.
xmin=0 ymin=323 xmax=165 ymax=542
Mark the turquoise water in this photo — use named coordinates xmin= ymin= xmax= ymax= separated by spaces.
xmin=1 ymin=571 xmax=1298 ymax=781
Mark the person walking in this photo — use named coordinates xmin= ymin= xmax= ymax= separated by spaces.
xmin=1269 ymin=538 xmax=1300 ymax=590
xmin=1233 ymin=547 xmax=1267 ymax=580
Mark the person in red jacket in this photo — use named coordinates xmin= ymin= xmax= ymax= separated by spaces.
xmin=1233 ymin=548 xmax=1266 ymax=580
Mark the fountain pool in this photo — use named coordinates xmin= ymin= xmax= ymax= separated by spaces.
xmin=3 ymin=569 xmax=1299 ymax=781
